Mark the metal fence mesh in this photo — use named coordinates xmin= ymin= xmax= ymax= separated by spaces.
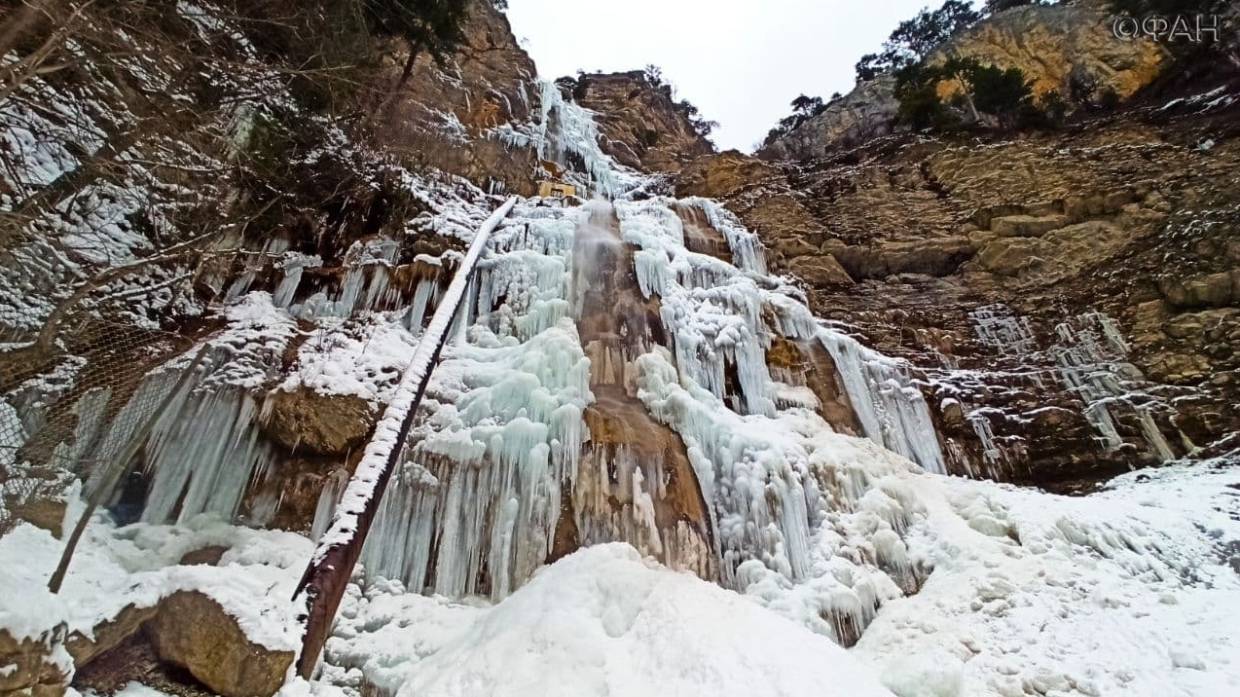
xmin=1 ymin=305 xmax=194 ymax=534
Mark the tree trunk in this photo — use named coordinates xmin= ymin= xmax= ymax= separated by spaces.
xmin=374 ymin=40 xmax=421 ymax=119
xmin=292 ymin=197 xmax=516 ymax=679
xmin=954 ymin=72 xmax=981 ymax=123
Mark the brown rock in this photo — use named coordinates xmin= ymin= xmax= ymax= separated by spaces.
xmin=569 ymin=71 xmax=715 ymax=174
xmin=991 ymin=214 xmax=1068 ymax=238
xmin=178 ymin=546 xmax=229 ymax=567
xmin=261 ymin=389 xmax=375 ymax=456
xmin=931 ymin=2 xmax=1166 ymax=103
xmin=759 ymin=76 xmax=900 ymax=160
xmin=831 ymin=239 xmax=977 ymax=279
xmin=0 ymin=627 xmax=69 ymax=697
xmin=789 ymin=255 xmax=854 ymax=286
xmin=147 ymin=592 xmax=293 ymax=697
xmin=1160 ymin=272 xmax=1236 ymax=309
xmin=66 ymin=605 xmax=158 ymax=668
xmin=375 ymin=0 xmax=541 ymax=195
xmin=762 ymin=2 xmax=1166 ymax=160
xmin=6 ymin=497 xmax=67 ymax=538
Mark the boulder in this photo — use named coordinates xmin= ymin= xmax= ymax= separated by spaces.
xmin=1159 ymin=272 xmax=1236 ymax=309
xmin=789 ymin=255 xmax=855 ymax=286
xmin=261 ymin=388 xmax=375 ymax=456
xmin=146 ymin=592 xmax=293 ymax=697
xmin=6 ymin=497 xmax=67 ymax=538
xmin=66 ymin=605 xmax=158 ymax=668
xmin=0 ymin=627 xmax=68 ymax=697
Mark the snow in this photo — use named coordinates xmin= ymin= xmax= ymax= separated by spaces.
xmin=319 ymin=455 xmax=1240 ymax=697
xmin=330 ymin=544 xmax=895 ymax=697
xmin=281 ymin=317 xmax=418 ymax=407
xmin=850 ymin=461 xmax=1240 ymax=697
xmin=0 ymin=513 xmax=307 ymax=650
xmin=4 ymin=457 xmax=1237 ymax=697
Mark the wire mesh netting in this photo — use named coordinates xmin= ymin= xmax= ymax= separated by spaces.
xmin=0 ymin=305 xmax=195 ymax=534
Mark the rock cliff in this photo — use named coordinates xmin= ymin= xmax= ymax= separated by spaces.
xmin=376 ymin=0 xmax=544 ymax=195
xmin=761 ymin=0 xmax=1168 ymax=160
xmin=564 ymin=71 xmax=716 ymax=174
xmin=685 ymin=85 xmax=1240 ymax=488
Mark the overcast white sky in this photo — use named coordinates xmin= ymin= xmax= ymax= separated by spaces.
xmin=505 ymin=0 xmax=932 ymax=152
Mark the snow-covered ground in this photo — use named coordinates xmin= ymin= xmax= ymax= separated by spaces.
xmin=314 ymin=457 xmax=1240 ymax=697
xmin=9 ymin=457 xmax=1236 ymax=697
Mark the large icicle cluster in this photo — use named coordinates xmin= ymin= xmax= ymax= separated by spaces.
xmin=358 ymin=202 xmax=592 ymax=599
xmin=491 ymin=80 xmax=642 ymax=199
xmin=616 ymin=197 xmax=945 ymax=472
xmin=569 ymin=195 xmax=949 ymax=641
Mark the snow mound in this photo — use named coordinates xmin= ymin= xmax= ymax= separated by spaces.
xmin=335 ymin=544 xmax=894 ymax=697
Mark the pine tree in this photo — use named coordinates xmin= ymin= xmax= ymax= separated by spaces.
xmin=366 ymin=0 xmax=470 ymax=109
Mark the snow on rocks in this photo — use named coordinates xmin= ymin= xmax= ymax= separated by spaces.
xmin=0 ymin=512 xmax=307 ymax=655
xmin=280 ymin=317 xmax=417 ymax=408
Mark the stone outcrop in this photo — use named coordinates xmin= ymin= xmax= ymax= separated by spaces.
xmin=66 ymin=605 xmax=159 ymax=669
xmin=762 ymin=0 xmax=1167 ymax=159
xmin=693 ymin=106 xmax=1240 ymax=488
xmin=261 ymin=389 xmax=375 ymax=457
xmin=567 ymin=71 xmax=715 ymax=174
xmin=0 ymin=628 xmax=68 ymax=697
xmin=759 ymin=76 xmax=900 ymax=161
xmin=146 ymin=592 xmax=293 ymax=697
xmin=930 ymin=0 xmax=1167 ymax=102
xmin=376 ymin=0 xmax=543 ymax=194
xmin=676 ymin=151 xmax=832 ymax=279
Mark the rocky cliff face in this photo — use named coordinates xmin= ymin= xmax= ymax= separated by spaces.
xmin=930 ymin=0 xmax=1167 ymax=102
xmin=760 ymin=0 xmax=1167 ymax=160
xmin=377 ymin=0 xmax=543 ymax=195
xmin=759 ymin=77 xmax=900 ymax=162
xmin=564 ymin=71 xmax=715 ymax=174
xmin=687 ymin=86 xmax=1240 ymax=488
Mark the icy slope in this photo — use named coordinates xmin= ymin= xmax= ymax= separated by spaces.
xmin=2 ymin=457 xmax=1236 ymax=697
xmin=316 ymin=459 xmax=1240 ymax=697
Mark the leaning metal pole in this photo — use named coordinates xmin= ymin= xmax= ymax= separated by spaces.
xmin=291 ymin=196 xmax=517 ymax=679
xmin=49 ymin=344 xmax=209 ymax=592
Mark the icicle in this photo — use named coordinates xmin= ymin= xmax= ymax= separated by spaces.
xmin=818 ymin=331 xmax=946 ymax=475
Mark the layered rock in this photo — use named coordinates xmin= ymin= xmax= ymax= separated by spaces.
xmin=761 ymin=0 xmax=1168 ymax=158
xmin=759 ymin=76 xmax=899 ymax=162
xmin=564 ymin=71 xmax=715 ymax=174
xmin=930 ymin=0 xmax=1167 ymax=102
xmin=375 ymin=0 xmax=543 ymax=194
xmin=692 ymin=113 xmax=1240 ymax=488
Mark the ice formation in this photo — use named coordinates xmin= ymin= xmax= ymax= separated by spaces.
xmin=8 ymin=48 xmax=1238 ymax=697
xmin=491 ymin=80 xmax=641 ymax=199
xmin=968 ymin=304 xmax=1183 ymax=463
